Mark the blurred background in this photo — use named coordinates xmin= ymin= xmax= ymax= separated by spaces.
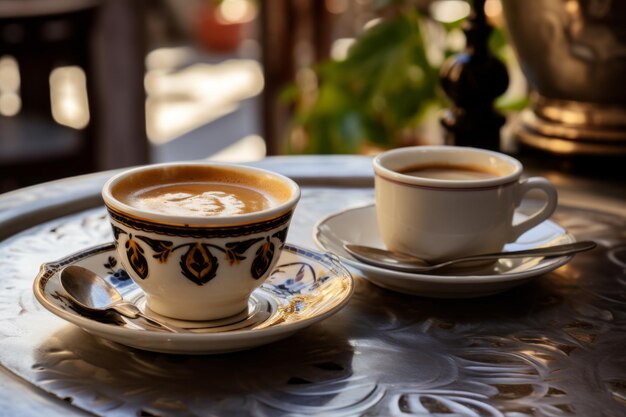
xmin=1 ymin=0 xmax=623 ymax=193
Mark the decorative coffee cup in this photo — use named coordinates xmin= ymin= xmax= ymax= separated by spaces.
xmin=102 ymin=162 xmax=300 ymax=321
xmin=373 ymin=146 xmax=558 ymax=262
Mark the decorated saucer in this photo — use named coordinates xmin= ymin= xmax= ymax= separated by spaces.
xmin=314 ymin=204 xmax=576 ymax=298
xmin=33 ymin=243 xmax=353 ymax=354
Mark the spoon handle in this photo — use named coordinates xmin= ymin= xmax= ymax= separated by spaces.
xmin=113 ymin=302 xmax=184 ymax=333
xmin=442 ymin=241 xmax=597 ymax=268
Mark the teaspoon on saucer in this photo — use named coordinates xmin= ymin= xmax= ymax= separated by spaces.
xmin=343 ymin=241 xmax=597 ymax=273
xmin=60 ymin=265 xmax=183 ymax=333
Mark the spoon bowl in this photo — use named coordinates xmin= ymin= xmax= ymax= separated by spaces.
xmin=60 ymin=265 xmax=183 ymax=332
xmin=343 ymin=241 xmax=597 ymax=273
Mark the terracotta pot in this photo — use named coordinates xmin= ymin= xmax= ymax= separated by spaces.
xmin=195 ymin=4 xmax=244 ymax=52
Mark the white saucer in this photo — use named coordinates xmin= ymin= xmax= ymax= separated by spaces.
xmin=314 ymin=204 xmax=576 ymax=298
xmin=33 ymin=243 xmax=354 ymax=354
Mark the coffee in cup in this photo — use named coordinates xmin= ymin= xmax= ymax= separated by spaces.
xmin=102 ymin=162 xmax=300 ymax=321
xmin=373 ymin=146 xmax=558 ymax=262
xmin=398 ymin=163 xmax=500 ymax=180
xmin=111 ymin=165 xmax=291 ymax=217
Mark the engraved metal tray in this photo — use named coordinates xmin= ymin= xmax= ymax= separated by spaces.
xmin=1 ymin=184 xmax=625 ymax=416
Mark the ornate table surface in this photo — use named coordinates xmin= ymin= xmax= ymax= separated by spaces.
xmin=0 ymin=155 xmax=625 ymax=417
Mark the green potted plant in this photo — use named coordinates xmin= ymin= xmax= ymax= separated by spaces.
xmin=283 ymin=3 xmax=440 ymax=154
xmin=282 ymin=0 xmax=524 ymax=154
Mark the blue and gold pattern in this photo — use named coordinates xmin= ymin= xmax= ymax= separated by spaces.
xmin=180 ymin=243 xmax=219 ymax=285
xmin=125 ymin=235 xmax=149 ymax=279
xmin=34 ymin=241 xmax=354 ymax=345
xmin=107 ymin=209 xmax=293 ymax=238
xmin=251 ymin=237 xmax=275 ymax=280
xmin=112 ymin=225 xmax=289 ymax=285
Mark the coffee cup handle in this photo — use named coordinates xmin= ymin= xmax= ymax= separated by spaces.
xmin=510 ymin=177 xmax=558 ymax=241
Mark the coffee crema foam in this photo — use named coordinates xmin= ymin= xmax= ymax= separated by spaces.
xmin=128 ymin=182 xmax=272 ymax=216
xmin=110 ymin=165 xmax=292 ymax=218
xmin=399 ymin=163 xmax=501 ymax=181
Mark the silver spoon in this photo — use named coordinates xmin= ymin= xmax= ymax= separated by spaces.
xmin=343 ymin=241 xmax=597 ymax=273
xmin=60 ymin=265 xmax=183 ymax=333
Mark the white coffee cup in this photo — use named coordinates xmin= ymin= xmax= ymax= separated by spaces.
xmin=373 ymin=146 xmax=558 ymax=262
xmin=102 ymin=162 xmax=300 ymax=321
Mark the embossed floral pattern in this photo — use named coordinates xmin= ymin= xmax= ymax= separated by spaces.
xmin=3 ymin=188 xmax=626 ymax=417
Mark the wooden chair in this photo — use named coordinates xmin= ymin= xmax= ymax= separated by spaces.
xmin=0 ymin=0 xmax=148 ymax=192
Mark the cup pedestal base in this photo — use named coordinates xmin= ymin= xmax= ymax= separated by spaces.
xmin=146 ymin=295 xmax=250 ymax=322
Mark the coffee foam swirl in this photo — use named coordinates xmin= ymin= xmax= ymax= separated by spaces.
xmin=110 ymin=165 xmax=293 ymax=218
xmin=129 ymin=183 xmax=271 ymax=216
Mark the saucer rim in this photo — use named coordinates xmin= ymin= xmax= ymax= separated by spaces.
xmin=313 ymin=203 xmax=575 ymax=284
xmin=33 ymin=243 xmax=354 ymax=342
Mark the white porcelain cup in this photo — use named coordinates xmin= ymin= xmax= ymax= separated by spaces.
xmin=373 ymin=146 xmax=558 ymax=262
xmin=102 ymin=162 xmax=300 ymax=321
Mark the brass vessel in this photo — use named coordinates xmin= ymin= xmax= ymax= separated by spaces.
xmin=502 ymin=0 xmax=626 ymax=155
